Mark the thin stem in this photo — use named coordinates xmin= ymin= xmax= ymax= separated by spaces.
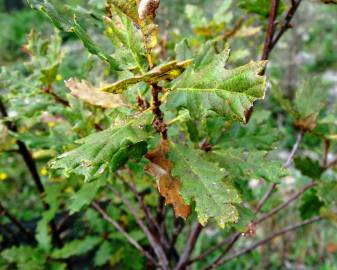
xmin=245 ymin=0 xmax=303 ymax=123
xmin=270 ymin=0 xmax=303 ymax=50
xmin=107 ymin=185 xmax=169 ymax=270
xmin=261 ymin=0 xmax=279 ymax=61
xmin=0 ymin=203 xmax=35 ymax=242
xmin=283 ymin=131 xmax=304 ymax=169
xmin=120 ymin=176 xmax=173 ymax=255
xmin=323 ymin=139 xmax=330 ymax=168
xmin=91 ymin=201 xmax=157 ymax=265
xmin=174 ymin=222 xmax=203 ymax=270
xmin=151 ymin=84 xmax=168 ymax=139
xmin=255 ymin=181 xmax=316 ymax=224
xmin=170 ymin=218 xmax=185 ymax=247
xmin=214 ymin=216 xmax=322 ymax=266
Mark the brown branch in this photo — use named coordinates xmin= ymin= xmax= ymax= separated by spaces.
xmin=119 ymin=176 xmax=174 ymax=257
xmin=0 ymin=202 xmax=35 ymax=242
xmin=323 ymin=139 xmax=330 ymax=168
xmin=43 ymin=85 xmax=69 ymax=107
xmin=174 ymin=222 xmax=203 ymax=270
xmin=213 ymin=216 xmax=322 ymax=266
xmin=255 ymin=181 xmax=316 ymax=224
xmin=91 ymin=201 xmax=157 ymax=265
xmin=151 ymin=84 xmax=168 ymax=139
xmin=245 ymin=0 xmax=303 ymax=123
xmin=0 ymin=98 xmax=62 ymax=247
xmin=270 ymin=0 xmax=303 ymax=50
xmin=170 ymin=218 xmax=185 ymax=247
xmin=107 ymin=185 xmax=169 ymax=270
xmin=261 ymin=0 xmax=279 ymax=61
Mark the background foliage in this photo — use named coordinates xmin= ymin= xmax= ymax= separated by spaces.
xmin=0 ymin=0 xmax=337 ymax=269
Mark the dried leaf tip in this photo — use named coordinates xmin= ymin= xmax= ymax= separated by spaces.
xmin=145 ymin=139 xmax=191 ymax=219
xmin=65 ymin=78 xmax=127 ymax=109
xmin=138 ymin=0 xmax=160 ymax=20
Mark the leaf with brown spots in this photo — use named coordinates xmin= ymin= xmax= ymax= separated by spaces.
xmin=145 ymin=139 xmax=191 ymax=219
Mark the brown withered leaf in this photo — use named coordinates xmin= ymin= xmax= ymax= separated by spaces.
xmin=145 ymin=139 xmax=191 ymax=219
xmin=65 ymin=78 xmax=127 ymax=109
xmin=294 ymin=112 xmax=318 ymax=132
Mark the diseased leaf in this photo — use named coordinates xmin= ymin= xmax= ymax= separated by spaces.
xmin=294 ymin=113 xmax=318 ymax=132
xmin=104 ymin=12 xmax=147 ymax=72
xmin=50 ymin=113 xmax=152 ymax=181
xmin=168 ymin=43 xmax=267 ymax=122
xmin=145 ymin=139 xmax=191 ymax=219
xmin=108 ymin=0 xmax=160 ymax=49
xmin=101 ymin=60 xmax=192 ymax=94
xmin=169 ymin=144 xmax=241 ymax=228
xmin=211 ymin=148 xmax=287 ymax=183
xmin=65 ymin=78 xmax=127 ymax=109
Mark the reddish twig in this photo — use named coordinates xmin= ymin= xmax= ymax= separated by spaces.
xmin=270 ymin=0 xmax=303 ymax=50
xmin=245 ymin=0 xmax=303 ymax=123
xmin=261 ymin=0 xmax=279 ymax=61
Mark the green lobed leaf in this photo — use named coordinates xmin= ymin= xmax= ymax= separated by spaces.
xmin=50 ymin=112 xmax=152 ymax=181
xmin=211 ymin=148 xmax=287 ymax=183
xmin=169 ymin=143 xmax=241 ymax=228
xmin=51 ymin=236 xmax=102 ymax=259
xmin=299 ymin=189 xmax=324 ymax=220
xmin=294 ymin=156 xmax=324 ymax=179
xmin=1 ymin=246 xmax=46 ymax=270
xmin=68 ymin=179 xmax=104 ymax=214
xmin=94 ymin=241 xmax=114 ymax=266
xmin=239 ymin=0 xmax=285 ymax=17
xmin=36 ymin=184 xmax=64 ymax=250
xmin=104 ymin=10 xmax=147 ymax=72
xmin=168 ymin=42 xmax=267 ymax=122
xmin=294 ymin=78 xmax=328 ymax=119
